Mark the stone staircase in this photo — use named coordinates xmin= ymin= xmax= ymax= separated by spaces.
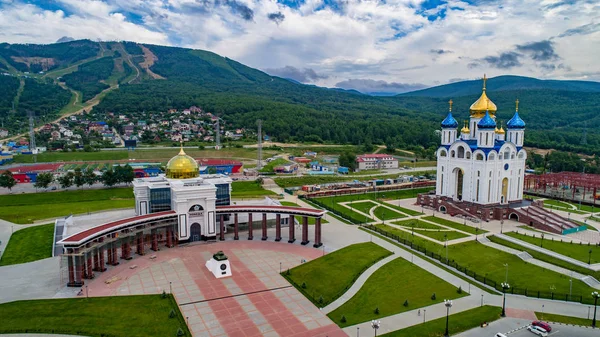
xmin=512 ymin=206 xmax=578 ymax=234
xmin=516 ymin=251 xmax=533 ymax=261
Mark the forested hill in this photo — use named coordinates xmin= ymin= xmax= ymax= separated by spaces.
xmin=401 ymin=75 xmax=600 ymax=97
xmin=0 ymin=40 xmax=599 ymax=155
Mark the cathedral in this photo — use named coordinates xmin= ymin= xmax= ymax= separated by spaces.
xmin=435 ymin=75 xmax=526 ymax=205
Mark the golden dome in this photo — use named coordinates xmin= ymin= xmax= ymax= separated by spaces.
xmin=470 ymin=74 xmax=497 ymax=118
xmin=496 ymin=127 xmax=505 ymax=135
xmin=461 ymin=121 xmax=470 ymax=133
xmin=166 ymin=146 xmax=199 ymax=179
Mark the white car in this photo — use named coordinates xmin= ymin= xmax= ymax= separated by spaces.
xmin=527 ymin=325 xmax=548 ymax=336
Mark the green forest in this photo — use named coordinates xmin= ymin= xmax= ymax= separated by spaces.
xmin=0 ymin=40 xmax=99 ymax=72
xmin=61 ymin=56 xmax=114 ymax=102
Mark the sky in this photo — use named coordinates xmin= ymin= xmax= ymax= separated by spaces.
xmin=0 ymin=0 xmax=599 ymax=93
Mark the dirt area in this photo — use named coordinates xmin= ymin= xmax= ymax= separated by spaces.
xmin=139 ymin=45 xmax=165 ymax=79
xmin=11 ymin=56 xmax=56 ymax=71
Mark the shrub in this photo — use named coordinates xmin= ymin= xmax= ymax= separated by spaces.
xmin=374 ymin=307 xmax=380 ymax=314
xmin=169 ymin=309 xmax=176 ymax=318
xmin=457 ymin=286 xmax=463 ymax=294
xmin=403 ymin=299 xmax=409 ymax=307
xmin=301 ymin=282 xmax=306 ymax=289
xmin=176 ymin=327 xmax=185 ymax=336
xmin=286 ymin=269 xmax=290 ymax=276
xmin=318 ymin=296 xmax=324 ymax=305
xmin=162 ymin=290 xmax=167 ymax=299
xmin=341 ymin=315 xmax=347 ymax=323
xmin=431 ymin=293 xmax=436 ymax=300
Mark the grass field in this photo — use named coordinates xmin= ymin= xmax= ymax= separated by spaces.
xmin=383 ymin=202 xmax=423 ymax=216
xmin=373 ymin=206 xmax=406 ymax=220
xmin=0 ymin=188 xmax=134 ymax=224
xmin=0 ymin=295 xmax=190 ymax=337
xmin=422 ymin=216 xmax=488 ymax=235
xmin=348 ymin=201 xmax=378 ymax=214
xmin=505 ymin=232 xmax=600 ymax=264
xmin=415 ymin=230 xmax=469 ymax=242
xmin=230 ymin=181 xmax=277 ymax=198
xmin=371 ymin=224 xmax=594 ymax=296
xmin=0 ymin=223 xmax=54 ymax=266
xmin=393 ymin=219 xmax=442 ymax=230
xmin=259 ymin=158 xmax=293 ymax=173
xmin=283 ymin=242 xmax=392 ymax=307
xmin=328 ymin=257 xmax=467 ymax=327
xmin=380 ymin=306 xmax=501 ymax=337
xmin=275 ymin=171 xmax=435 ymax=188
xmin=535 ymin=312 xmax=594 ymax=327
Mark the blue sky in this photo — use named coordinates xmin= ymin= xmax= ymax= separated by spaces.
xmin=0 ymin=0 xmax=599 ymax=93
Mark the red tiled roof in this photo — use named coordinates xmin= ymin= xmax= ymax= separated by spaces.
xmin=197 ymin=158 xmax=243 ymax=166
xmin=60 ymin=210 xmax=176 ymax=244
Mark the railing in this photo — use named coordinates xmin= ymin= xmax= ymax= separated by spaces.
xmin=363 ymin=224 xmax=595 ymax=305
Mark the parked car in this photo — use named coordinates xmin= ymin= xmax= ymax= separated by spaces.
xmin=531 ymin=321 xmax=552 ymax=332
xmin=527 ymin=325 xmax=548 ymax=336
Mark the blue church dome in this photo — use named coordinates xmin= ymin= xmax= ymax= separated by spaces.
xmin=441 ymin=112 xmax=458 ymax=128
xmin=477 ymin=111 xmax=496 ymax=129
xmin=507 ymin=111 xmax=526 ymax=129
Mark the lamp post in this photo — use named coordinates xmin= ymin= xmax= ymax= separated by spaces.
xmin=504 ymin=263 xmax=509 ymax=283
xmin=540 ymin=233 xmax=544 ymax=248
xmin=501 ymin=282 xmax=510 ymax=317
xmin=500 ymin=219 xmax=504 ymax=234
xmin=590 ymin=249 xmax=593 ymax=265
xmin=357 ymin=326 xmax=360 ymax=337
xmin=423 ymin=309 xmax=426 ymax=323
xmin=371 ymin=320 xmax=381 ymax=337
xmin=444 ymin=299 xmax=453 ymax=337
xmin=480 ymin=294 xmax=483 ymax=307
xmin=592 ymin=291 xmax=600 ymax=328
xmin=280 ymin=262 xmax=282 ymax=274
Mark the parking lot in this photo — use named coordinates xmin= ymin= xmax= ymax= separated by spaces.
xmin=456 ymin=318 xmax=598 ymax=337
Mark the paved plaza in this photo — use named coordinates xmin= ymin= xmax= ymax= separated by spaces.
xmin=84 ymin=240 xmax=345 ymax=337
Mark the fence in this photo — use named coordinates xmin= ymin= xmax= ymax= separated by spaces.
xmin=364 ymin=225 xmax=594 ymax=305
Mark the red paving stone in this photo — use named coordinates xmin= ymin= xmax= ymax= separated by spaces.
xmin=506 ymin=308 xmax=537 ymax=320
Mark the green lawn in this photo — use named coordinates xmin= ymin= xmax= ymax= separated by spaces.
xmin=380 ymin=306 xmax=501 ymax=337
xmin=370 ymin=224 xmax=595 ymax=297
xmin=0 ymin=295 xmax=190 ymax=337
xmin=543 ymin=199 xmax=576 ymax=210
xmin=422 ymin=216 xmax=488 ymax=234
xmin=259 ymin=158 xmax=293 ymax=173
xmin=535 ymin=312 xmax=593 ymax=327
xmin=279 ymin=201 xmax=328 ymax=224
xmin=231 ymin=180 xmax=277 ymax=198
xmin=328 ymin=258 xmax=467 ymax=327
xmin=283 ymin=242 xmax=392 ymax=307
xmin=0 ymin=188 xmax=134 ymax=224
xmin=393 ymin=219 xmax=443 ymax=230
xmin=383 ymin=202 xmax=423 ymax=216
xmin=373 ymin=206 xmax=406 ymax=220
xmin=349 ymin=201 xmax=378 ymax=214
xmin=0 ymin=223 xmax=54 ymax=266
xmin=505 ymin=232 xmax=600 ymax=264
xmin=415 ymin=230 xmax=469 ymax=242
xmin=275 ymin=171 xmax=434 ymax=188
xmin=487 ymin=235 xmax=600 ymax=281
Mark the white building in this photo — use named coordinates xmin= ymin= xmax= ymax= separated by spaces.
xmin=356 ymin=154 xmax=399 ymax=171
xmin=436 ymin=75 xmax=526 ymax=205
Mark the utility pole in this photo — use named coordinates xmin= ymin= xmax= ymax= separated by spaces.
xmin=257 ymin=119 xmax=262 ymax=170
xmin=28 ymin=110 xmax=37 ymax=163
xmin=215 ymin=119 xmax=221 ymax=150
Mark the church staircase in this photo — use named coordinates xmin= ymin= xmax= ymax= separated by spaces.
xmin=512 ymin=206 xmax=579 ymax=234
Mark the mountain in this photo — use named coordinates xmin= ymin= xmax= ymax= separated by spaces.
xmin=400 ymin=75 xmax=600 ymax=97
xmin=0 ymin=40 xmax=599 ymax=156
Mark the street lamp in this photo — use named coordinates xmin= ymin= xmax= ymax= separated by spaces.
xmin=589 ymin=249 xmax=593 ymax=265
xmin=444 ymin=299 xmax=453 ymax=337
xmin=540 ymin=233 xmax=544 ymax=248
xmin=592 ymin=291 xmax=600 ymax=328
xmin=504 ymin=263 xmax=508 ymax=283
xmin=371 ymin=320 xmax=381 ymax=337
xmin=500 ymin=219 xmax=504 ymax=234
xmin=444 ymin=234 xmax=448 ymax=264
xmin=501 ymin=282 xmax=510 ymax=317
xmin=357 ymin=326 xmax=360 ymax=337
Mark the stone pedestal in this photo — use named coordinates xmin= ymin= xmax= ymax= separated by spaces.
xmin=205 ymin=251 xmax=232 ymax=279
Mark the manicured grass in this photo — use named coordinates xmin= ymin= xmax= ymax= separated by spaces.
xmin=505 ymin=232 xmax=600 ymax=264
xmin=231 ymin=180 xmax=277 ymax=198
xmin=259 ymin=158 xmax=293 ymax=173
xmin=393 ymin=219 xmax=442 ymax=230
xmin=488 ymin=235 xmax=600 ymax=280
xmin=415 ymin=229 xmax=469 ymax=242
xmin=543 ymin=199 xmax=575 ymax=210
xmin=275 ymin=171 xmax=435 ymax=188
xmin=535 ymin=312 xmax=593 ymax=327
xmin=517 ymin=225 xmax=547 ymax=233
xmin=373 ymin=206 xmax=406 ymax=220
xmin=422 ymin=216 xmax=488 ymax=234
xmin=0 ymin=188 xmax=134 ymax=224
xmin=283 ymin=242 xmax=392 ymax=306
xmin=328 ymin=258 xmax=467 ymax=327
xmin=380 ymin=306 xmax=501 ymax=337
xmin=349 ymin=201 xmax=378 ymax=214
xmin=0 ymin=223 xmax=54 ymax=266
xmin=0 ymin=295 xmax=190 ymax=337
xmin=12 ymin=151 xmax=128 ymax=163
xmin=371 ymin=224 xmax=595 ymax=296
xmin=383 ymin=202 xmax=423 ymax=216
xmin=279 ymin=201 xmax=328 ymax=224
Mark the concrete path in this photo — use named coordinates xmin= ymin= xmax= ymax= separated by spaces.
xmin=0 ymin=257 xmax=62 ymax=304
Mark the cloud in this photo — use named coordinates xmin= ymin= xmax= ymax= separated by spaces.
xmin=267 ymin=12 xmax=285 ymax=24
xmin=482 ymin=52 xmax=522 ymax=69
xmin=516 ymin=40 xmax=559 ymax=61
xmin=430 ymin=49 xmax=452 ymax=55
xmin=335 ymin=79 xmax=427 ymax=94
xmin=558 ymin=22 xmax=600 ymax=37
xmin=264 ymin=66 xmax=328 ymax=83
xmin=220 ymin=0 xmax=254 ymax=21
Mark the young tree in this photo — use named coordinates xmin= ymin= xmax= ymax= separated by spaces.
xmin=34 ymin=172 xmax=54 ymax=190
xmin=73 ymin=168 xmax=85 ymax=188
xmin=83 ymin=168 xmax=97 ymax=187
xmin=101 ymin=169 xmax=117 ymax=187
xmin=339 ymin=152 xmax=357 ymax=171
xmin=121 ymin=164 xmax=134 ymax=185
xmin=57 ymin=172 xmax=74 ymax=189
xmin=0 ymin=170 xmax=17 ymax=191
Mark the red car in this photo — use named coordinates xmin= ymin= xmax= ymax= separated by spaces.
xmin=532 ymin=321 xmax=551 ymax=332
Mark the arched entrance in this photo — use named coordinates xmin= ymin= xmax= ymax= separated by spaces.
xmin=453 ymin=168 xmax=464 ymax=201
xmin=439 ymin=205 xmax=447 ymax=213
xmin=509 ymin=213 xmax=519 ymax=221
xmin=190 ymin=223 xmax=202 ymax=242
xmin=501 ymin=178 xmax=509 ymax=204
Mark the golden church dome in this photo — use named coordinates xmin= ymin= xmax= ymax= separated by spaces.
xmin=461 ymin=121 xmax=470 ymax=133
xmin=496 ymin=126 xmax=505 ymax=135
xmin=469 ymin=74 xmax=497 ymax=118
xmin=166 ymin=146 xmax=199 ymax=179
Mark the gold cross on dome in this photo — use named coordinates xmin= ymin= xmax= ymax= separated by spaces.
xmin=448 ymin=99 xmax=453 ymax=112
xmin=515 ymin=99 xmax=519 ymax=112
xmin=483 ymin=74 xmax=487 ymax=90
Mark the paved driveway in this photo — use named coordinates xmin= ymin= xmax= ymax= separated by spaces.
xmin=456 ymin=317 xmax=598 ymax=337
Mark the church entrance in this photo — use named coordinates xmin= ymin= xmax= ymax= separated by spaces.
xmin=190 ymin=223 xmax=202 ymax=242
xmin=454 ymin=168 xmax=464 ymax=201
xmin=501 ymin=178 xmax=509 ymax=204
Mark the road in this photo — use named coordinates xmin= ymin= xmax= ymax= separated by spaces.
xmin=457 ymin=317 xmax=598 ymax=337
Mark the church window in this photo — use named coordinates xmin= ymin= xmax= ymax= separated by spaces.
xmin=511 ymin=152 xmax=515 ymax=159
xmin=466 ymin=152 xmax=471 ymax=159
xmin=518 ymin=152 xmax=524 ymax=159
xmin=477 ymin=171 xmax=480 ymax=177
xmin=516 ymin=133 xmax=519 ymax=144
xmin=441 ymin=174 xmax=444 ymax=194
xmin=504 ymin=150 xmax=510 ymax=160
xmin=458 ymin=146 xmax=465 ymax=158
xmin=489 ymin=153 xmax=495 ymax=160
xmin=476 ymin=153 xmax=484 ymax=161
xmin=488 ymin=181 xmax=491 ymax=201
xmin=476 ymin=180 xmax=480 ymax=202
xmin=485 ymin=133 xmax=489 ymax=145
xmin=440 ymin=150 xmax=447 ymax=157
xmin=451 ymin=150 xmax=455 ymax=158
